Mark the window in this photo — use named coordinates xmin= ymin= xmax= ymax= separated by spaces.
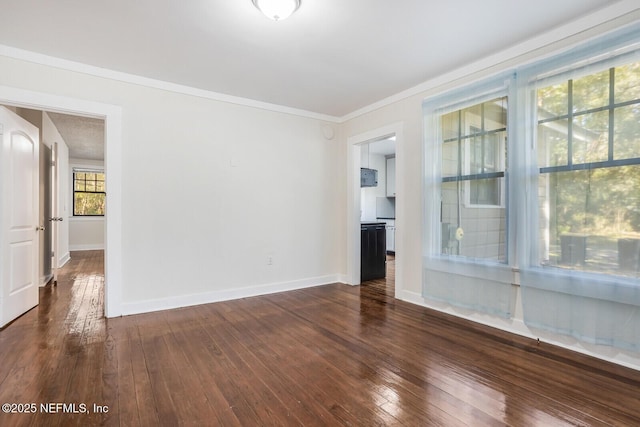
xmin=536 ymin=61 xmax=640 ymax=277
xmin=440 ymin=97 xmax=508 ymax=261
xmin=424 ymin=27 xmax=640 ymax=345
xmin=73 ymin=170 xmax=106 ymax=216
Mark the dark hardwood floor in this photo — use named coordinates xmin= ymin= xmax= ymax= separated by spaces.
xmin=1 ymin=251 xmax=639 ymax=426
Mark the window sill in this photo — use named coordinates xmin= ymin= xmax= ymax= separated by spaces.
xmin=464 ymin=204 xmax=505 ymax=209
xmin=424 ymin=255 xmax=515 ymax=285
xmin=520 ymin=267 xmax=640 ymax=306
xmin=69 ymin=216 xmax=105 ymax=222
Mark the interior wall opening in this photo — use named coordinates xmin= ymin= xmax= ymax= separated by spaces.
xmin=1 ymin=101 xmax=110 ymax=321
xmin=347 ymin=122 xmax=403 ymax=295
xmin=0 ymin=86 xmax=122 ymax=317
xmin=359 ymin=136 xmax=397 ymax=290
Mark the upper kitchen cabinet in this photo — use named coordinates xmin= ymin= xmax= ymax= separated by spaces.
xmin=386 ymin=157 xmax=396 ymax=197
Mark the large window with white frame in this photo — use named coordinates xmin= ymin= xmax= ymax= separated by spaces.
xmin=424 ymin=25 xmax=640 ymax=349
xmin=423 ymin=80 xmax=514 ymax=319
xmin=440 ymin=96 xmax=508 ymax=262
xmin=535 ymin=61 xmax=640 ymax=278
xmin=519 ymin=51 xmax=640 ymax=351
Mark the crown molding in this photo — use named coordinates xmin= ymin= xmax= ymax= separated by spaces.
xmin=0 ymin=44 xmax=341 ymax=123
xmin=1 ymin=1 xmax=637 ymax=126
xmin=340 ymin=1 xmax=640 ymax=122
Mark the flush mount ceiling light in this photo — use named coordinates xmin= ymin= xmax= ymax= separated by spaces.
xmin=252 ymin=0 xmax=301 ymax=21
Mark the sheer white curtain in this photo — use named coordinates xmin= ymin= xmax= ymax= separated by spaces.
xmin=518 ymin=27 xmax=640 ymax=351
xmin=422 ymin=76 xmax=517 ymax=318
xmin=422 ymin=23 xmax=640 ymax=347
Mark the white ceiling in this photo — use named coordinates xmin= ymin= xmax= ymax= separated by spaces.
xmin=368 ymin=137 xmax=396 ymax=156
xmin=0 ymin=0 xmax=621 ymax=118
xmin=47 ymin=113 xmax=104 ymax=161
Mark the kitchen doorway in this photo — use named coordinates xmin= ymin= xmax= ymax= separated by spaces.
xmin=360 ymin=137 xmax=396 ymax=280
xmin=347 ymin=123 xmax=403 ymax=298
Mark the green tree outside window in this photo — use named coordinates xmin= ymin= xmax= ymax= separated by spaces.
xmin=74 ymin=171 xmax=106 ymax=216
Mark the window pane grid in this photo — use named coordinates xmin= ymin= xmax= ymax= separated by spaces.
xmin=537 ymin=63 xmax=640 ymax=278
xmin=538 ymin=67 xmax=640 ymax=171
xmin=537 ymin=98 xmax=640 ymax=124
xmin=73 ymin=171 xmax=105 ymax=216
xmin=440 ymin=96 xmax=507 ymax=262
xmin=442 ymin=171 xmax=505 ymax=182
xmin=442 ymin=127 xmax=506 ymax=144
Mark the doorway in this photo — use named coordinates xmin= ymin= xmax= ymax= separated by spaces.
xmin=360 ymin=138 xmax=396 ymax=287
xmin=1 ymin=105 xmax=107 ymax=324
xmin=0 ymin=85 xmax=123 ymax=318
xmin=347 ymin=123 xmax=403 ymax=297
xmin=9 ymin=108 xmax=106 ymax=286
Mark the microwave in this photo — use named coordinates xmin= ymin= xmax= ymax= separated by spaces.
xmin=360 ymin=168 xmax=378 ymax=187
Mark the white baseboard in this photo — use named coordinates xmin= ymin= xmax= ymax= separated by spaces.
xmin=58 ymin=252 xmax=71 ymax=268
xmin=122 ymin=274 xmax=343 ymax=316
xmin=400 ymin=289 xmax=533 ymax=336
xmin=69 ymin=244 xmax=104 ymax=251
xmin=399 ymin=290 xmax=640 ymax=372
xmin=40 ymin=273 xmax=53 ymax=287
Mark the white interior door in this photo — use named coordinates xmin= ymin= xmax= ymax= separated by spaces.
xmin=0 ymin=106 xmax=40 ymax=327
xmin=50 ymin=141 xmax=59 ymax=284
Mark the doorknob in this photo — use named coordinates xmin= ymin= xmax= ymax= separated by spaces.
xmin=36 ymin=226 xmax=45 ymax=231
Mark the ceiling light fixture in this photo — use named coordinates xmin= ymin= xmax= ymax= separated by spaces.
xmin=252 ymin=0 xmax=301 ymax=21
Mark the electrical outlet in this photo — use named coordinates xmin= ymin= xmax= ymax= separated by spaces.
xmin=267 ymin=256 xmax=273 ymax=266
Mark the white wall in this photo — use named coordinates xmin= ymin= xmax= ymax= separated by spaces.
xmin=42 ymin=112 xmax=70 ymax=266
xmin=69 ymin=217 xmax=104 ymax=251
xmin=0 ymin=54 xmax=344 ymax=315
xmin=69 ymin=216 xmax=104 ymax=251
xmin=69 ymin=159 xmax=105 ymax=251
xmin=342 ymin=13 xmax=640 ymax=370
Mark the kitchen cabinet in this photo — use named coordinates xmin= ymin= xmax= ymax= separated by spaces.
xmin=361 ymin=222 xmax=386 ymax=281
xmin=385 ymin=220 xmax=395 ymax=253
xmin=386 ymin=157 xmax=396 ymax=197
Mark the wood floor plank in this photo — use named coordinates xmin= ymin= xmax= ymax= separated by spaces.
xmin=114 ymin=329 xmax=140 ymax=426
xmin=284 ymin=286 xmax=609 ymax=426
xmin=166 ymin=317 xmax=242 ymax=426
xmin=211 ymin=301 xmax=383 ymax=426
xmin=215 ymin=297 xmax=473 ymax=426
xmin=1 ymin=252 xmax=639 ymax=426
xmin=128 ymin=325 xmax=161 ymax=427
xmin=259 ymin=293 xmax=496 ymax=426
xmin=138 ymin=333 xmax=181 ymax=425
